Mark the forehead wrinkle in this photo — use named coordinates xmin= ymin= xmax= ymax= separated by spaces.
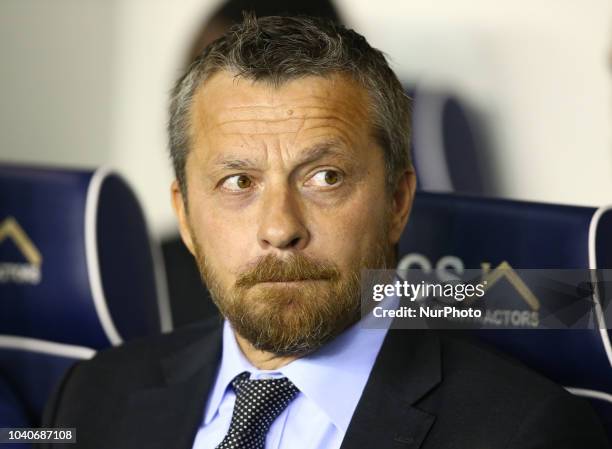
xmin=192 ymin=71 xmax=373 ymax=130
xmin=295 ymin=140 xmax=355 ymax=165
xmin=214 ymin=92 xmax=360 ymax=112
xmin=211 ymin=101 xmax=365 ymax=126
xmin=191 ymin=72 xmax=376 ymax=173
xmin=212 ymin=117 xmax=306 ymax=135
xmin=211 ymin=138 xmax=354 ymax=173
xmin=213 ymin=157 xmax=258 ymax=170
xmin=212 ymin=115 xmax=361 ymax=139
xmin=214 ymin=115 xmax=359 ymax=127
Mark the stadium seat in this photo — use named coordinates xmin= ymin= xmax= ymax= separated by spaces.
xmin=399 ymin=191 xmax=612 ymax=435
xmin=0 ymin=164 xmax=172 ymax=437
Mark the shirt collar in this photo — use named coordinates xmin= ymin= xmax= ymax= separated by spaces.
xmin=203 ymin=294 xmax=396 ymax=433
xmin=203 ymin=321 xmax=258 ymax=426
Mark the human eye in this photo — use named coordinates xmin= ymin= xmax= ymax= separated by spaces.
xmin=220 ymin=174 xmax=254 ymax=192
xmin=305 ymin=169 xmax=344 ymax=188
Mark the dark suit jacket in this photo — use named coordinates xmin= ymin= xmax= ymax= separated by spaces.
xmin=39 ymin=318 xmax=610 ymax=449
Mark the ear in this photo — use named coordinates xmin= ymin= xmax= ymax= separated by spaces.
xmin=388 ymin=168 xmax=417 ymax=245
xmin=170 ymin=180 xmax=196 ymax=256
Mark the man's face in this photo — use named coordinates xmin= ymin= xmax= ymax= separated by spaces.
xmin=172 ymin=71 xmax=415 ymax=355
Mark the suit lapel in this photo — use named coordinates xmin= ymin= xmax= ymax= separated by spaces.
xmin=340 ymin=330 xmax=441 ymax=449
xmin=113 ymin=323 xmax=441 ymax=449
xmin=116 ymin=322 xmax=223 ymax=449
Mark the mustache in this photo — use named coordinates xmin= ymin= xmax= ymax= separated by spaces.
xmin=235 ymin=253 xmax=341 ymax=289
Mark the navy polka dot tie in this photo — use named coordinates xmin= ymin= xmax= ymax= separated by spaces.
xmin=215 ymin=371 xmax=300 ymax=449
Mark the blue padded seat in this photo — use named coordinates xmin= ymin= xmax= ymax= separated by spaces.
xmin=0 ymin=376 xmax=29 ymax=426
xmin=0 ymin=376 xmax=29 ymax=449
xmin=0 ymin=164 xmax=171 ymax=429
xmin=399 ymin=191 xmax=612 ymax=433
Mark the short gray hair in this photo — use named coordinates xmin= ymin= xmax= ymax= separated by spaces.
xmin=168 ymin=14 xmax=412 ymax=200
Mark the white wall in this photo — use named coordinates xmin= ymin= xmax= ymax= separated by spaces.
xmin=341 ymin=0 xmax=612 ymax=208
xmin=1 ymin=0 xmax=611 ymax=236
xmin=0 ymin=0 xmax=113 ymax=168
xmin=106 ymin=0 xmax=221 ymax=236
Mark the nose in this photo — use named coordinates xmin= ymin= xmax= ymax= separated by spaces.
xmin=257 ymin=183 xmax=309 ymax=251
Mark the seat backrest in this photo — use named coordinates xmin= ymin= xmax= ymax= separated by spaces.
xmin=399 ymin=191 xmax=612 ymax=431
xmin=407 ymin=86 xmax=487 ymax=194
xmin=0 ymin=164 xmax=172 ymax=424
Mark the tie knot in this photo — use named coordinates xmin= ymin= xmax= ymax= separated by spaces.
xmin=215 ymin=372 xmax=299 ymax=448
xmin=231 ymin=371 xmax=299 ymax=401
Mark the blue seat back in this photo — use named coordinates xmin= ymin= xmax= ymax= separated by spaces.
xmin=400 ymin=192 xmax=612 ymax=431
xmin=0 ymin=164 xmax=171 ymax=425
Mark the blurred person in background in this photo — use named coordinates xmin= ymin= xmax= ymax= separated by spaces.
xmin=186 ymin=0 xmax=342 ymax=64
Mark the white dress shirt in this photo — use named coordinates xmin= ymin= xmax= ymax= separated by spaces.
xmin=192 ymin=303 xmax=393 ymax=449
